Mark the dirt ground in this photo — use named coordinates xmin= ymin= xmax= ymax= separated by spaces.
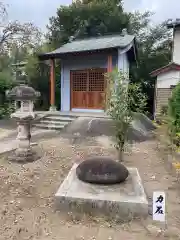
xmin=1 ymin=132 xmax=180 ymax=240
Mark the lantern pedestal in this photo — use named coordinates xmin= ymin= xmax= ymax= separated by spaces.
xmin=8 ymin=112 xmax=38 ymax=162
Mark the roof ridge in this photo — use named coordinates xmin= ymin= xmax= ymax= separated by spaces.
xmin=150 ymin=62 xmax=180 ymax=77
xmin=70 ymin=33 xmax=134 ymax=43
xmin=38 ymin=33 xmax=136 ymax=60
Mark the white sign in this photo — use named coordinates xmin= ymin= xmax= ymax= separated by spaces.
xmin=153 ymin=191 xmax=166 ymax=222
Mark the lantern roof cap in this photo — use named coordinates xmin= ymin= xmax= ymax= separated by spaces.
xmin=6 ymin=84 xmax=40 ymax=101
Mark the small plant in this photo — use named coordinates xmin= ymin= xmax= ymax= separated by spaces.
xmin=160 ymin=105 xmax=168 ymax=116
xmin=173 ymin=132 xmax=180 ymax=147
xmin=168 ymin=83 xmax=180 ymax=147
xmin=105 ymin=68 xmax=147 ymax=161
xmin=0 ymin=103 xmax=14 ymax=119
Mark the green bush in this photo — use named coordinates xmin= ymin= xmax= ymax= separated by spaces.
xmin=160 ymin=105 xmax=168 ymax=116
xmin=0 ymin=104 xmax=14 ymax=119
xmin=0 ymin=69 xmax=15 ymax=119
xmin=173 ymin=132 xmax=180 ymax=147
xmin=168 ymin=82 xmax=180 ymax=145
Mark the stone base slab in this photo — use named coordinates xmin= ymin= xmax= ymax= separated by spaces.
xmin=7 ymin=145 xmax=39 ymax=163
xmin=55 ymin=163 xmax=148 ymax=221
xmin=0 ymin=142 xmax=38 ymax=157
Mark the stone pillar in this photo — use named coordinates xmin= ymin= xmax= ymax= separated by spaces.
xmin=14 ymin=120 xmax=33 ymax=162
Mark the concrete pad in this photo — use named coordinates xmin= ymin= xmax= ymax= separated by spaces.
xmin=55 ymin=163 xmax=148 ymax=221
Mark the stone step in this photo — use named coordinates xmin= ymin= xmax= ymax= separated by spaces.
xmin=34 ymin=113 xmax=76 ymax=130
xmin=44 ymin=116 xmax=74 ymax=122
xmin=33 ymin=123 xmax=66 ymax=130
xmin=39 ymin=120 xmax=70 ymax=126
xmin=47 ymin=113 xmax=77 ymax=118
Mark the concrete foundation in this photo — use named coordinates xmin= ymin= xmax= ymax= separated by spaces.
xmin=55 ymin=163 xmax=148 ymax=221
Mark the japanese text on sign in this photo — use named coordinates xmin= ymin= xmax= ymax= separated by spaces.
xmin=153 ymin=191 xmax=166 ymax=222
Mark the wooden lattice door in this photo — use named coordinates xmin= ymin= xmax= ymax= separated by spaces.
xmin=70 ymin=68 xmax=106 ymax=109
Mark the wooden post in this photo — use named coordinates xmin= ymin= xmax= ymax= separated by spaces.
xmin=49 ymin=59 xmax=56 ymax=111
xmin=153 ymin=79 xmax=157 ymax=120
xmin=106 ymin=55 xmax=113 ymax=110
xmin=107 ymin=55 xmax=112 ymax=73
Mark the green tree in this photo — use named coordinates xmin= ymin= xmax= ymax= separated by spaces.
xmin=130 ymin=22 xmax=171 ymax=114
xmin=106 ymin=68 xmax=147 ymax=161
xmin=23 ymin=45 xmax=49 ymax=110
xmin=0 ymin=1 xmax=43 ymax=116
xmin=24 ymin=43 xmax=61 ymax=110
xmin=47 ymin=0 xmax=130 ymax=48
xmin=47 ymin=0 xmax=154 ymax=48
xmin=168 ymin=83 xmax=180 ymax=146
xmin=0 ymin=2 xmax=41 ymax=54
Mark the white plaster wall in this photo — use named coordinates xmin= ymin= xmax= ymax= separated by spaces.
xmin=117 ymin=49 xmax=130 ymax=88
xmin=117 ymin=49 xmax=129 ymax=76
xmin=173 ymin=28 xmax=180 ymax=64
xmin=157 ymin=70 xmax=180 ymax=88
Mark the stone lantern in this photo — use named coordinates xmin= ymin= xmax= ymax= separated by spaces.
xmin=6 ymin=84 xmax=40 ymax=162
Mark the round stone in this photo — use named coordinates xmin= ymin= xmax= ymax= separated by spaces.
xmin=76 ymin=156 xmax=129 ymax=184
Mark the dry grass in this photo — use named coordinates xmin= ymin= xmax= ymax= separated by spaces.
xmin=0 ymin=134 xmax=180 ymax=239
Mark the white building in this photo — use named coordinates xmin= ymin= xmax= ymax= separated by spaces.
xmin=151 ymin=19 xmax=180 ymax=117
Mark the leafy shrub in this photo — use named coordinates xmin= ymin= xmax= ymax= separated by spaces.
xmin=168 ymin=83 xmax=180 ymax=145
xmin=160 ymin=105 xmax=168 ymax=116
xmin=173 ymin=132 xmax=180 ymax=147
xmin=0 ymin=104 xmax=14 ymax=119
xmin=0 ymin=69 xmax=15 ymax=119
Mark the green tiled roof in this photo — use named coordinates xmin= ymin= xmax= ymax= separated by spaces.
xmin=40 ymin=34 xmax=135 ymax=58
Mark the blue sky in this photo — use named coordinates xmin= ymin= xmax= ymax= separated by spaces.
xmin=2 ymin=0 xmax=180 ymax=31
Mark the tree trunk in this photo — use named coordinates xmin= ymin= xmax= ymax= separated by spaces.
xmin=117 ymin=150 xmax=123 ymax=162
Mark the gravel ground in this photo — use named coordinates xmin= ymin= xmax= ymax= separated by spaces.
xmin=0 ymin=132 xmax=180 ymax=239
